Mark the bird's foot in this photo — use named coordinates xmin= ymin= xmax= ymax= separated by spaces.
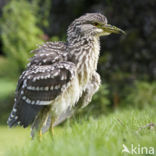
xmin=38 ymin=130 xmax=42 ymax=141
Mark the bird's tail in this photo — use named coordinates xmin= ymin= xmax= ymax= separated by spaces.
xmin=7 ymin=100 xmax=44 ymax=128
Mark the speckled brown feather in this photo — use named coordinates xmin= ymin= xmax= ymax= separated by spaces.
xmin=8 ymin=42 xmax=76 ymax=127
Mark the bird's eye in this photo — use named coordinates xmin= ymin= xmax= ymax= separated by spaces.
xmin=93 ymin=22 xmax=99 ymax=26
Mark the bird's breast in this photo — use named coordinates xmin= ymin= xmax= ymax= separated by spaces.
xmin=77 ymin=37 xmax=100 ymax=88
xmin=51 ymin=75 xmax=81 ymax=116
xmin=51 ymin=37 xmax=100 ymax=116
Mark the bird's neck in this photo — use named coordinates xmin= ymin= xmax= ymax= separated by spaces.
xmin=67 ymin=34 xmax=100 ymax=80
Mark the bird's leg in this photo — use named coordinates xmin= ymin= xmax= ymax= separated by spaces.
xmin=31 ymin=108 xmax=49 ymax=140
xmin=51 ymin=125 xmax=54 ymax=136
xmin=39 ymin=130 xmax=43 ymax=137
xmin=34 ymin=128 xmax=43 ymax=142
xmin=37 ymin=124 xmax=44 ymax=141
xmin=35 ymin=130 xmax=42 ymax=142
xmin=49 ymin=118 xmax=55 ymax=139
xmin=49 ymin=124 xmax=54 ymax=137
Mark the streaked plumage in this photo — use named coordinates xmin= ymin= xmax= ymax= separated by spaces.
xmin=7 ymin=13 xmax=125 ymax=138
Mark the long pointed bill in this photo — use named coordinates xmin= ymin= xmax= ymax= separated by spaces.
xmin=102 ymin=24 xmax=126 ymax=35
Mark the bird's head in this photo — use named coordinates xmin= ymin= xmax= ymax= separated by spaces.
xmin=67 ymin=13 xmax=125 ymax=39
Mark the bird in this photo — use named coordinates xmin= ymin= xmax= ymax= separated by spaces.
xmin=7 ymin=13 xmax=125 ymax=138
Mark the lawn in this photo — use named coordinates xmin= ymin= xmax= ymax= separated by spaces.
xmin=0 ymin=79 xmax=16 ymax=100
xmin=1 ymin=106 xmax=156 ymax=156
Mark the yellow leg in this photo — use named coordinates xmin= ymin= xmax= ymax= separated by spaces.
xmin=38 ymin=130 xmax=42 ymax=141
xmin=51 ymin=126 xmax=54 ymax=135
xmin=49 ymin=121 xmax=54 ymax=139
xmin=40 ymin=130 xmax=42 ymax=137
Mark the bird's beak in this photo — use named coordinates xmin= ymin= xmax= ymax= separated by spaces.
xmin=102 ymin=24 xmax=126 ymax=35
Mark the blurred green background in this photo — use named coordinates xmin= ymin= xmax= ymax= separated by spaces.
xmin=0 ymin=0 xmax=155 ymax=125
xmin=0 ymin=0 xmax=156 ymax=155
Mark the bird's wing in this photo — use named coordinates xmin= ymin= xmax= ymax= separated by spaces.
xmin=29 ymin=41 xmax=68 ymax=66
xmin=8 ymin=61 xmax=76 ymax=128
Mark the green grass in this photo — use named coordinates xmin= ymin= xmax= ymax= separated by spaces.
xmin=0 ymin=78 xmax=16 ymax=100
xmin=1 ymin=106 xmax=156 ymax=156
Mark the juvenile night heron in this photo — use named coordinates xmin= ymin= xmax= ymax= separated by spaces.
xmin=8 ymin=13 xmax=125 ymax=138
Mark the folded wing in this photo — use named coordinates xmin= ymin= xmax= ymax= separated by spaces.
xmin=8 ymin=61 xmax=76 ymax=128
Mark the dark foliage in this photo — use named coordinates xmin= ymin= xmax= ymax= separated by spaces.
xmin=43 ymin=0 xmax=156 ymax=106
xmin=47 ymin=0 xmax=156 ymax=81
